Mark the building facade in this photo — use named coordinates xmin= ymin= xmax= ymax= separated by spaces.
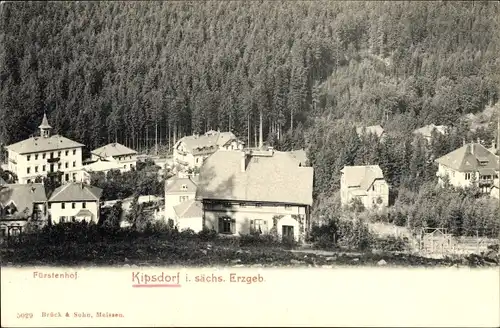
xmin=435 ymin=142 xmax=499 ymax=193
xmin=48 ymin=182 xmax=103 ymax=224
xmin=5 ymin=114 xmax=85 ymax=184
xmin=164 ymin=174 xmax=201 ymax=230
xmin=196 ymin=149 xmax=314 ymax=243
xmin=340 ymin=165 xmax=390 ymax=210
xmin=173 ymin=130 xmax=244 ymax=170
xmin=91 ymin=143 xmax=138 ymax=172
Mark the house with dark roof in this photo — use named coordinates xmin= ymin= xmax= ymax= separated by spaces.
xmin=0 ymin=183 xmax=47 ymax=239
xmin=196 ymin=148 xmax=314 ymax=243
xmin=435 ymin=142 xmax=499 ymax=193
xmin=173 ymin=131 xmax=244 ymax=170
xmin=5 ymin=113 xmax=85 ymax=184
xmin=91 ymin=142 xmax=138 ymax=172
xmin=340 ymin=165 xmax=389 ymax=210
xmin=164 ymin=173 xmax=202 ymax=232
xmin=47 ymin=182 xmax=103 ymax=224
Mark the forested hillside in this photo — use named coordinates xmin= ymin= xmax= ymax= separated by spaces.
xmin=1 ymin=1 xmax=498 ymax=149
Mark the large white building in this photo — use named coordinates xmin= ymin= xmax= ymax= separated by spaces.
xmin=91 ymin=143 xmax=138 ymax=172
xmin=340 ymin=165 xmax=389 ymax=210
xmin=5 ymin=114 xmax=85 ymax=184
xmin=173 ymin=130 xmax=244 ymax=170
xmin=48 ymin=182 xmax=103 ymax=224
xmin=196 ymin=149 xmax=314 ymax=243
xmin=435 ymin=142 xmax=499 ymax=193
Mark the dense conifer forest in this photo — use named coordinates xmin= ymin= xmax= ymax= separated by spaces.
xmin=1 ymin=1 xmax=499 ymax=236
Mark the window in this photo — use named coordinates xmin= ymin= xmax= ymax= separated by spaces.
xmin=181 ymin=184 xmax=187 ymax=190
xmin=57 ymin=151 xmax=61 ymax=157
xmin=65 ymin=174 xmax=69 ymax=181
xmin=65 ymin=162 xmax=68 ymax=168
xmin=61 ymin=203 xmax=65 ymax=209
xmin=285 ymin=205 xmax=291 ymax=210
xmin=42 ymin=165 xmax=46 ymax=171
xmin=72 ymin=203 xmax=76 ymax=209
xmin=123 ymin=165 xmax=126 ymax=169
xmin=72 ymin=161 xmax=76 ymax=167
xmin=179 ymin=196 xmax=189 ymax=203
xmin=196 ymin=158 xmax=199 ymax=164
xmin=35 ymin=166 xmax=38 ymax=173
xmin=50 ymin=152 xmax=54 ymax=159
xmin=65 ymin=150 xmax=69 ymax=156
xmin=27 ymin=179 xmax=31 ymax=183
xmin=72 ymin=173 xmax=76 ymax=181
xmin=27 ymin=155 xmax=31 ymax=161
xmin=255 ymin=203 xmax=262 ymax=207
xmin=27 ymin=167 xmax=31 ymax=174
xmin=71 ymin=216 xmax=76 ymax=222
xmin=60 ymin=217 xmax=66 ymax=223
xmin=82 ymin=202 xmax=86 ymax=208
xmin=130 ymin=164 xmax=133 ymax=168
xmin=239 ymin=203 xmax=246 ymax=208
xmin=372 ymin=185 xmax=375 ymax=191
xmin=465 ymin=173 xmax=471 ymax=180
xmin=250 ymin=219 xmax=267 ymax=233
xmin=73 ymin=149 xmax=76 ymax=155
xmin=42 ymin=153 xmax=46 ymax=159
xmin=48 ymin=203 xmax=52 ymax=209
xmin=58 ymin=163 xmax=62 ymax=169
xmin=35 ymin=154 xmax=38 ymax=160
xmin=218 ymin=217 xmax=235 ymax=234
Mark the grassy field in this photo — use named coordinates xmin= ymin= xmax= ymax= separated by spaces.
xmin=1 ymin=232 xmax=498 ymax=268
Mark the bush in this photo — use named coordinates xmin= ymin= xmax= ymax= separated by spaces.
xmin=198 ymin=227 xmax=218 ymax=241
xmin=373 ymin=236 xmax=410 ymax=252
xmin=310 ymin=218 xmax=375 ymax=251
xmin=239 ymin=232 xmax=280 ymax=248
xmin=179 ymin=228 xmax=196 ymax=238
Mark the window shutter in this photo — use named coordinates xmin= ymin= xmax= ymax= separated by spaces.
xmin=218 ymin=218 xmax=223 ymax=233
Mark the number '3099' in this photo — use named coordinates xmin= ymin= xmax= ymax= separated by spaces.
xmin=17 ymin=313 xmax=33 ymax=319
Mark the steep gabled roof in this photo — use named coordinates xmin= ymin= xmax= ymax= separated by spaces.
xmin=92 ymin=143 xmax=138 ymax=158
xmin=6 ymin=135 xmax=85 ymax=155
xmin=341 ymin=165 xmax=386 ymax=191
xmin=49 ymin=183 xmax=102 ymax=202
xmin=287 ymin=149 xmax=308 ymax=166
xmin=196 ymin=150 xmax=314 ymax=206
xmin=435 ymin=143 xmax=500 ymax=172
xmin=0 ymin=183 xmax=47 ymax=217
xmin=173 ymin=199 xmax=203 ymax=218
xmin=165 ymin=176 xmax=198 ymax=194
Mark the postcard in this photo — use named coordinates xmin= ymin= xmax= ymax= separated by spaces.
xmin=1 ymin=0 xmax=499 ymax=326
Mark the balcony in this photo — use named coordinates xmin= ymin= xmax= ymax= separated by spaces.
xmin=478 ymin=179 xmax=493 ymax=187
xmin=47 ymin=157 xmax=60 ymax=163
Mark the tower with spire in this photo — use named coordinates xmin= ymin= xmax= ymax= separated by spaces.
xmin=38 ymin=112 xmax=52 ymax=138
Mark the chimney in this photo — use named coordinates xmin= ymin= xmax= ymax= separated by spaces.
xmin=241 ymin=151 xmax=246 ymax=172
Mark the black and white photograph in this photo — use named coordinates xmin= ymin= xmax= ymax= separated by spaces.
xmin=1 ymin=1 xmax=499 ymax=326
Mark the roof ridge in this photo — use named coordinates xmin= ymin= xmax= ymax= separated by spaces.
xmin=49 ymin=183 xmax=72 ymax=201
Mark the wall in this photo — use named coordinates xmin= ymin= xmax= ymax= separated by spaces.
xmin=176 ymin=216 xmax=203 ymax=232
xmin=437 ymin=164 xmax=469 ymax=187
xmin=48 ymin=200 xmax=99 ymax=224
xmin=14 ymin=147 xmax=84 ymax=184
xmin=164 ymin=191 xmax=196 ymax=220
xmin=366 ymin=179 xmax=389 ymax=209
xmin=202 ymin=202 xmax=307 ymax=241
